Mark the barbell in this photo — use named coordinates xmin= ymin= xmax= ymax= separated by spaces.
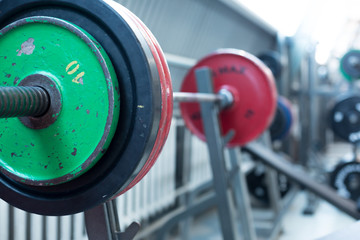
xmin=0 ymin=0 xmax=277 ymax=216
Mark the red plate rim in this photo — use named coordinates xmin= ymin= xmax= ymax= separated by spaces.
xmin=117 ymin=7 xmax=173 ymax=195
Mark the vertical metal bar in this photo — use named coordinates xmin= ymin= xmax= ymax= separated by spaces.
xmin=70 ymin=215 xmax=75 ymax=240
xmin=42 ymin=216 xmax=47 ymax=240
xmin=262 ymin=132 xmax=282 ymax=215
xmin=60 ymin=215 xmax=72 ymax=240
xmin=228 ymin=148 xmax=257 ymax=240
xmin=267 ymin=188 xmax=298 ymax=240
xmin=82 ymin=214 xmax=87 ymax=238
xmin=0 ymin=200 xmax=9 ymax=240
xmin=195 ymin=67 xmax=240 ymax=240
xmin=56 ymin=216 xmax=61 ymax=240
xmin=169 ymin=120 xmax=177 ymax=205
xmin=127 ymin=190 xmax=134 ymax=228
xmin=134 ymin=184 xmax=140 ymax=221
xmin=84 ymin=204 xmax=111 ymax=240
xmin=72 ymin=214 xmax=84 ymax=240
xmin=49 ymin=217 xmax=58 ymax=240
xmin=30 ymin=214 xmax=42 ymax=240
xmin=308 ymin=48 xmax=316 ymax=153
xmin=265 ymin=167 xmax=282 ymax=213
xmin=25 ymin=213 xmax=31 ymax=240
xmin=9 ymin=205 xmax=14 ymax=240
xmin=276 ymin=34 xmax=285 ymax=96
xmin=177 ymin=124 xmax=193 ymax=240
xmin=154 ymin=152 xmax=161 ymax=213
xmin=153 ymin=149 xmax=160 ymax=213
xmin=149 ymin=161 xmax=156 ymax=216
xmin=13 ymin=208 xmax=26 ymax=240
xmin=298 ymin=48 xmax=310 ymax=167
xmin=105 ymin=200 xmax=121 ymax=240
xmin=139 ymin=177 xmax=145 ymax=220
xmin=303 ymin=48 xmax=320 ymax=215
xmin=117 ymin=195 xmax=126 ymax=231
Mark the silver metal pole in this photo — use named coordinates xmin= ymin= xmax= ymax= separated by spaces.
xmin=173 ymin=92 xmax=222 ymax=102
xmin=195 ymin=67 xmax=240 ymax=240
xmin=173 ymin=89 xmax=233 ymax=109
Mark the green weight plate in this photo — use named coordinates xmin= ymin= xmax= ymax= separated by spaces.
xmin=340 ymin=50 xmax=360 ymax=81
xmin=0 ymin=17 xmax=120 ymax=185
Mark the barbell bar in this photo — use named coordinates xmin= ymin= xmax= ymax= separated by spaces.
xmin=173 ymin=90 xmax=234 ymax=108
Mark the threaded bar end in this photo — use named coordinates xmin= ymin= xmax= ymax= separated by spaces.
xmin=0 ymin=86 xmax=50 ymax=118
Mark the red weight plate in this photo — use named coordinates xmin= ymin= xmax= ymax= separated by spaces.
xmin=117 ymin=7 xmax=173 ymax=195
xmin=180 ymin=49 xmax=277 ymax=147
xmin=135 ymin=12 xmax=173 ymax=157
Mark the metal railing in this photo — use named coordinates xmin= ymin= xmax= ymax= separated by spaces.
xmin=0 ymin=119 xmax=179 ymax=240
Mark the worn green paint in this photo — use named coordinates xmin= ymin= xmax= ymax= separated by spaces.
xmin=0 ymin=18 xmax=120 ymax=184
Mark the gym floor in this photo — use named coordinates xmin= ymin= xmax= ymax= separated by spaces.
xmin=279 ymin=192 xmax=355 ymax=240
xmin=167 ymin=191 xmax=355 ymax=240
xmin=167 ymin=142 xmax=356 ymax=240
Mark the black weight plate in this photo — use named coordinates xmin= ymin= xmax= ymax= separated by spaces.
xmin=0 ymin=0 xmax=161 ymax=216
xmin=246 ymin=164 xmax=290 ymax=204
xmin=270 ymin=97 xmax=293 ymax=141
xmin=330 ymin=95 xmax=360 ymax=143
xmin=257 ymin=51 xmax=282 ymax=79
xmin=270 ymin=106 xmax=286 ymax=141
xmin=330 ymin=161 xmax=360 ymax=202
xmin=340 ymin=50 xmax=360 ymax=80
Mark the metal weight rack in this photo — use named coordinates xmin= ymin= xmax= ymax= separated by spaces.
xmin=82 ymin=66 xmax=256 ymax=240
xmin=182 ymin=67 xmax=256 ymax=240
xmin=81 ymin=66 xmax=291 ymax=240
xmin=85 ymin=200 xmax=140 ymax=240
xmin=154 ymin=67 xmax=295 ymax=240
